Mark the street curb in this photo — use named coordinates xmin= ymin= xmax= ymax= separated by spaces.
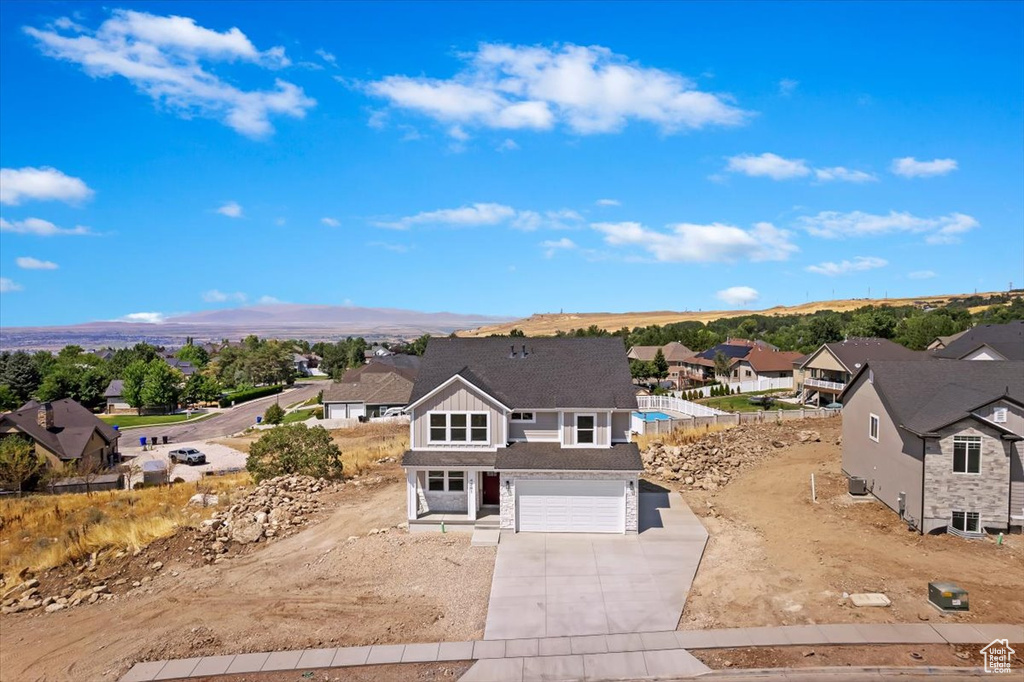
xmin=700 ymin=666 xmax=988 ymax=678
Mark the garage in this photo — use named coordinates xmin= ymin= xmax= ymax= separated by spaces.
xmin=516 ymin=479 xmax=626 ymax=533
xmin=325 ymin=402 xmax=365 ymax=419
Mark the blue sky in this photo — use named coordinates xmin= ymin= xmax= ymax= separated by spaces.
xmin=1 ymin=1 xmax=1022 ymax=327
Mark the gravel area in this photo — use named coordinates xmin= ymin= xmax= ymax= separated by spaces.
xmin=125 ymin=441 xmax=249 ymax=485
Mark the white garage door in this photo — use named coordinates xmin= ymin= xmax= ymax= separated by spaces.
xmin=516 ymin=479 xmax=625 ymax=533
xmin=326 ymin=403 xmax=365 ymax=419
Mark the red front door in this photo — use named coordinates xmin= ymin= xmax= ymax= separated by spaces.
xmin=482 ymin=472 xmax=501 ymax=505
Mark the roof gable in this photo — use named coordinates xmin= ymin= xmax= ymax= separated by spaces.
xmin=933 ymin=321 xmax=1024 ymax=361
xmin=0 ymin=399 xmax=117 ymax=460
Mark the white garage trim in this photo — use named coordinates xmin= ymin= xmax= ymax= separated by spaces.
xmin=325 ymin=402 xmax=365 ymax=419
xmin=515 ymin=479 xmax=626 ymax=533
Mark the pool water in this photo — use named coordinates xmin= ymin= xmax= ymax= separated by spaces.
xmin=633 ymin=411 xmax=672 ymax=422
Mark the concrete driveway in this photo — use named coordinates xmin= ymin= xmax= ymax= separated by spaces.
xmin=483 ymin=490 xmax=708 ymax=640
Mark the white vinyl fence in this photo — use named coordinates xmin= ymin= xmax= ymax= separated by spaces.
xmin=637 ymin=394 xmax=729 ymax=417
xmin=681 ymin=376 xmax=793 ymax=399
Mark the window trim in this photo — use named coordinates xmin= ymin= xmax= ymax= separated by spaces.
xmin=951 ymin=510 xmax=980 ymax=533
xmin=868 ymin=413 xmax=880 ymax=443
xmin=426 ymin=411 xmax=490 ymax=445
xmin=510 ymin=411 xmax=536 ymax=423
xmin=427 ymin=470 xmax=446 ymax=492
xmin=425 ymin=470 xmax=467 ymax=493
xmin=952 ymin=435 xmax=982 ymax=475
xmin=575 ymin=412 xmax=597 ymax=445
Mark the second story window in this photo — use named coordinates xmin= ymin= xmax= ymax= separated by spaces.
xmin=869 ymin=414 xmax=879 ymax=442
xmin=576 ymin=414 xmax=595 ymax=444
xmin=510 ymin=412 xmax=535 ymax=422
xmin=428 ymin=412 xmax=488 ymax=444
xmin=952 ymin=436 xmax=981 ymax=474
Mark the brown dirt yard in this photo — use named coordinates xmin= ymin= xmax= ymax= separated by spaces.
xmin=0 ymin=464 xmax=495 ymax=682
xmin=673 ymin=419 xmax=1024 ymax=630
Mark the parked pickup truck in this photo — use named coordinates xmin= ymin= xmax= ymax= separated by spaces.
xmin=168 ymin=448 xmax=207 ymax=465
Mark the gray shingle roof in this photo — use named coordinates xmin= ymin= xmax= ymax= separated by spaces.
xmin=847 ymin=359 xmax=1024 ymax=435
xmin=401 ymin=450 xmax=498 ymax=467
xmin=410 ymin=337 xmax=637 ymax=409
xmin=496 ymin=442 xmax=642 ymax=471
xmin=812 ymin=338 xmax=923 ymax=372
xmin=932 ymin=321 xmax=1024 ymax=361
xmin=104 ymin=379 xmax=124 ymax=398
xmin=322 ymin=372 xmax=413 ymax=406
xmin=0 ymin=399 xmax=119 ymax=461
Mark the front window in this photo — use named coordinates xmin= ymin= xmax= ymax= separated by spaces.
xmin=448 ymin=471 xmax=465 ymax=491
xmin=427 ymin=412 xmax=488 ymax=444
xmin=951 ymin=510 xmax=980 ymax=533
xmin=427 ymin=470 xmax=445 ymax=491
xmin=869 ymin=414 xmax=879 ymax=442
xmin=576 ymin=414 xmax=595 ymax=444
xmin=426 ymin=470 xmax=464 ymax=492
xmin=953 ymin=436 xmax=981 ymax=474
xmin=510 ymin=412 xmax=535 ymax=422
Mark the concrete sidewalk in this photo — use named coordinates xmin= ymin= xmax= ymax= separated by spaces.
xmin=118 ymin=622 xmax=1024 ymax=682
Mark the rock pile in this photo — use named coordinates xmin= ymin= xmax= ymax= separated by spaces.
xmin=193 ymin=475 xmax=337 ymax=562
xmin=643 ymin=424 xmax=822 ymax=490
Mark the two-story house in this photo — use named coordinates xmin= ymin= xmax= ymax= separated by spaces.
xmin=401 ymin=337 xmax=642 ymax=534
xmin=626 ymin=341 xmax=695 ymax=387
xmin=840 ymin=359 xmax=1024 ymax=535
xmin=797 ymin=338 xmax=923 ymax=406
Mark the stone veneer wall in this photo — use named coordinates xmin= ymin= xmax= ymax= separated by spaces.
xmin=499 ymin=471 xmax=639 ymax=533
xmin=923 ymin=422 xmax=1010 ymax=533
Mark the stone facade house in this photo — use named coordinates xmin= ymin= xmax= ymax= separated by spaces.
xmin=839 ymin=359 xmax=1023 ymax=535
xmin=402 ymin=337 xmax=641 ymax=534
xmin=0 ymin=399 xmax=121 ymax=472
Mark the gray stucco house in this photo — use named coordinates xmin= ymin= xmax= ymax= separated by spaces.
xmin=401 ymin=337 xmax=642 ymax=534
xmin=840 ymin=359 xmax=1024 ymax=535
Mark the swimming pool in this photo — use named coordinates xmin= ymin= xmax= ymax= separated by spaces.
xmin=633 ymin=411 xmax=672 ymax=422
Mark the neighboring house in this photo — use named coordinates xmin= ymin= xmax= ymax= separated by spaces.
xmin=322 ymin=356 xmax=421 ymax=419
xmin=840 ymin=359 xmax=1024 ymax=535
xmin=164 ymin=357 xmax=197 ymax=377
xmin=626 ymin=341 xmax=694 ymax=387
xmin=364 ymin=346 xmax=395 ymax=362
xmin=729 ymin=346 xmax=805 ymax=383
xmin=0 ymin=399 xmax=121 ymax=472
xmin=681 ymin=338 xmax=777 ymax=384
xmin=931 ymin=321 xmax=1024 ymax=361
xmin=293 ymin=354 xmax=310 ymax=376
xmin=89 ymin=349 xmax=114 ymax=361
xmin=796 ymin=338 xmax=923 ymax=406
xmin=402 ymin=337 xmax=642 ymax=534
xmin=104 ymin=379 xmax=130 ymax=413
xmin=927 ymin=330 xmax=968 ymax=351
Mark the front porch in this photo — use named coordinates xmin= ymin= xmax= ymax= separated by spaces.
xmin=406 ymin=468 xmax=502 ymax=523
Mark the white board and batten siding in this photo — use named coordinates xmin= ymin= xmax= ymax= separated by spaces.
xmin=411 ymin=380 xmax=505 ymax=448
xmin=516 ymin=479 xmax=625 ymax=533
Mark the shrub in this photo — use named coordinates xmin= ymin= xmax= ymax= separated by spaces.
xmin=316 ymin=390 xmax=323 ymax=405
xmin=263 ymin=402 xmax=285 ymax=425
xmin=219 ymin=385 xmax=283 ymax=408
xmin=314 ymin=406 xmax=324 ymax=419
xmin=246 ymin=424 xmax=343 ymax=482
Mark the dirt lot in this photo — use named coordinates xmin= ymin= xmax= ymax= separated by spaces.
xmin=694 ymin=643 xmax=1023 ymax=670
xmin=673 ymin=419 xmax=1024 ymax=630
xmin=0 ymin=464 xmax=495 ymax=682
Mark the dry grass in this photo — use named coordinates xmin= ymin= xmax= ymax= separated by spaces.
xmin=215 ymin=420 xmax=409 ymax=478
xmin=461 ymin=290 xmax=1022 ymax=337
xmin=0 ymin=474 xmax=249 ymax=577
xmin=634 ymin=423 xmax=733 ymax=451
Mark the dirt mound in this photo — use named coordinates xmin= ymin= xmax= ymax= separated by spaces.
xmin=643 ymin=421 xmax=831 ymax=490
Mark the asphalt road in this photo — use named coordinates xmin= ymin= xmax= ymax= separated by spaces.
xmin=118 ymin=381 xmax=324 ymax=445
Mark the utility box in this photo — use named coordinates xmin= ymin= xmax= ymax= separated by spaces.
xmin=928 ymin=582 xmax=969 ymax=612
xmin=848 ymin=477 xmax=867 ymax=495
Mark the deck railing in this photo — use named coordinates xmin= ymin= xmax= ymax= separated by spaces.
xmin=804 ymin=377 xmax=846 ymax=392
xmin=637 ymin=394 xmax=730 ymax=418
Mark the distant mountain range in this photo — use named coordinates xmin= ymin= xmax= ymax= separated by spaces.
xmin=0 ymin=304 xmax=514 ymax=350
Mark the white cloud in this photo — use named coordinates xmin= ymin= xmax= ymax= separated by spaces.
xmin=596 ymin=198 xmax=621 ymax=207
xmin=368 ymin=241 xmax=410 ymax=253
xmin=778 ymin=78 xmax=799 ymax=96
xmin=908 ymin=270 xmax=937 ymax=280
xmin=367 ymin=43 xmax=750 ymax=136
xmin=0 ymin=277 xmax=24 ymax=294
xmin=0 ymin=217 xmax=94 ymax=236
xmin=448 ymin=125 xmax=470 ymax=141
xmin=16 ymin=256 xmax=59 ymax=270
xmin=377 ymin=202 xmax=583 ymax=232
xmin=511 ymin=209 xmax=583 ymax=231
xmin=592 ymin=220 xmax=797 ymax=263
xmin=814 ymin=166 xmax=877 ymax=183
xmin=321 ymin=217 xmax=340 ymax=227
xmin=726 ymin=153 xmax=810 ymax=180
xmin=806 ymin=256 xmax=888 ymax=276
xmin=25 ymin=10 xmax=314 ymax=137
xmin=0 ymin=166 xmax=94 ymax=205
xmin=120 ymin=312 xmax=165 ymax=323
xmin=496 ymin=138 xmax=519 ymax=152
xmin=202 ymin=289 xmax=247 ymax=303
xmin=541 ymin=237 xmax=577 ymax=258
xmin=796 ymin=210 xmax=979 ymax=244
xmin=216 ymin=201 xmax=243 ymax=218
xmin=716 ymin=286 xmax=759 ymax=306
xmin=257 ymin=295 xmax=283 ymax=304
xmin=891 ymin=157 xmax=958 ymax=178
xmin=315 ymin=48 xmax=336 ymax=66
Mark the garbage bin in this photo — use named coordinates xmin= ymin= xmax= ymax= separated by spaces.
xmin=162 ymin=436 xmax=168 ymax=445
xmin=149 ymin=436 xmax=157 ymax=446
xmin=256 ymin=416 xmax=262 ymax=424
xmin=139 ymin=436 xmax=146 ymax=448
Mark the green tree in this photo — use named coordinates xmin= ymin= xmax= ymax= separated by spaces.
xmin=140 ymin=361 xmax=182 ymax=412
xmin=263 ymin=402 xmax=285 ymax=425
xmin=0 ymin=384 xmax=19 ymax=411
xmin=713 ymin=351 xmax=733 ymax=380
xmin=246 ymin=424 xmax=343 ymax=482
xmin=652 ymin=349 xmax=669 ymax=380
xmin=36 ymin=365 xmax=81 ymax=403
xmin=1 ymin=351 xmax=41 ymax=403
xmin=181 ymin=373 xmax=222 ymax=406
xmin=410 ymin=334 xmax=432 ymax=356
xmin=175 ymin=343 xmax=209 ymax=368
xmin=121 ymin=360 xmax=148 ymax=414
xmin=629 ymin=359 xmax=655 ymax=381
xmin=0 ymin=436 xmax=44 ymax=495
xmin=806 ymin=314 xmax=844 ymax=346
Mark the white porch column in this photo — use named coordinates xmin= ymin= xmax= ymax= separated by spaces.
xmin=406 ymin=470 xmax=418 ymax=520
xmin=467 ymin=471 xmax=477 ymax=521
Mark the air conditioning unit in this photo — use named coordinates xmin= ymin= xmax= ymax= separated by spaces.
xmin=848 ymin=477 xmax=867 ymax=496
xmin=928 ymin=582 xmax=969 ymax=612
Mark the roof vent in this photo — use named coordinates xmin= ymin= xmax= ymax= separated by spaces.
xmin=521 ymin=344 xmax=528 ymax=358
xmin=509 ymin=345 xmax=517 ymax=358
